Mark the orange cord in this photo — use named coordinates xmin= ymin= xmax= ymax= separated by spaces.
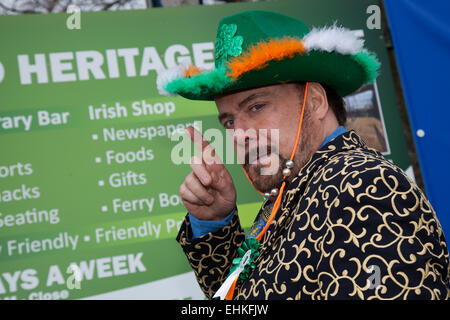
xmin=226 ymin=82 xmax=309 ymax=300
xmin=242 ymin=166 xmax=265 ymax=196
xmin=256 ymin=181 xmax=285 ymax=241
xmin=244 ymin=81 xmax=309 ymax=241
xmin=289 ymin=82 xmax=308 ymax=161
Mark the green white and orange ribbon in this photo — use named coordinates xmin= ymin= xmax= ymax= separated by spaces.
xmin=212 ymin=238 xmax=260 ymax=300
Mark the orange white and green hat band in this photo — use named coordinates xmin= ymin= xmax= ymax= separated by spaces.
xmin=157 ymin=11 xmax=380 ymax=101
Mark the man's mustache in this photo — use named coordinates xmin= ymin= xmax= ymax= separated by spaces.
xmin=241 ymin=144 xmax=280 ymax=165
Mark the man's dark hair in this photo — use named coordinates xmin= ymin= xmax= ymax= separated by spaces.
xmin=296 ymin=82 xmax=347 ymax=126
xmin=322 ymin=83 xmax=347 ymax=126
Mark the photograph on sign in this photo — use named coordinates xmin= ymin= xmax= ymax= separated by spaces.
xmin=344 ymin=81 xmax=391 ymax=154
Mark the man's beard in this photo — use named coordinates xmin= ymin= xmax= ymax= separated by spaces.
xmin=242 ymin=122 xmax=314 ymax=193
xmin=243 ymin=146 xmax=287 ymax=193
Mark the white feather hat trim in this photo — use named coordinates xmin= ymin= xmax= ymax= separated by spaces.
xmin=156 ymin=63 xmax=189 ymax=96
xmin=303 ymin=23 xmax=364 ymax=55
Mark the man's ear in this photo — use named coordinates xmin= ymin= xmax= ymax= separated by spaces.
xmin=307 ymin=82 xmax=329 ymax=120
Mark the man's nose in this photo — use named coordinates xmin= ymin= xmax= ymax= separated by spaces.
xmin=231 ymin=124 xmax=258 ymax=150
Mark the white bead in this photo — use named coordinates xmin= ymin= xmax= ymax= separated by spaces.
xmin=264 ymin=192 xmax=271 ymax=199
xmin=270 ymin=188 xmax=279 ymax=197
xmin=285 ymin=160 xmax=294 ymax=168
xmin=282 ymin=168 xmax=291 ymax=176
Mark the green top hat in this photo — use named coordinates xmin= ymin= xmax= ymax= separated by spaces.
xmin=157 ymin=10 xmax=380 ymax=100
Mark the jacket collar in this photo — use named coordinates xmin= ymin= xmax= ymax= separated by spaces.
xmin=288 ymin=129 xmax=372 ymax=194
xmin=259 ymin=130 xmax=376 ymax=247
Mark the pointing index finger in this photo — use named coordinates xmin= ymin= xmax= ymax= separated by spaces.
xmin=186 ymin=126 xmax=223 ymax=166
xmin=186 ymin=126 xmax=210 ymax=155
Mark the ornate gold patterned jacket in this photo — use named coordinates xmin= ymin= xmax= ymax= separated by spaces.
xmin=176 ymin=131 xmax=450 ymax=299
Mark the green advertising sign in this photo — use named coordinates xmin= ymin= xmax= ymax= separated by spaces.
xmin=0 ymin=0 xmax=411 ymax=300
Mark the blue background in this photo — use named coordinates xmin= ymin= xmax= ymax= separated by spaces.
xmin=384 ymin=0 xmax=450 ymax=240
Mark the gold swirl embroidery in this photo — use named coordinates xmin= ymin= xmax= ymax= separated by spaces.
xmin=177 ymin=131 xmax=450 ymax=300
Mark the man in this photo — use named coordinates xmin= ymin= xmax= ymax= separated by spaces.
xmin=159 ymin=10 xmax=450 ymax=299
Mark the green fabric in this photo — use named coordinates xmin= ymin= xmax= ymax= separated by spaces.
xmin=214 ymin=10 xmax=310 ymax=68
xmin=164 ymin=10 xmax=380 ymax=100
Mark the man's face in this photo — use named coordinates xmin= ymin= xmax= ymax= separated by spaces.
xmin=215 ymin=83 xmax=319 ymax=192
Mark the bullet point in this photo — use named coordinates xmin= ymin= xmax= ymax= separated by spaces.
xmin=98 ymin=180 xmax=104 ymax=186
xmin=95 ymin=157 xmax=101 ymax=163
xmin=92 ymin=134 xmax=98 ymax=140
xmin=84 ymin=235 xmax=90 ymax=242
xmin=101 ymin=205 xmax=108 ymax=212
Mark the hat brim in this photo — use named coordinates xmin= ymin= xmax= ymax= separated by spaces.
xmin=165 ymin=49 xmax=379 ymax=101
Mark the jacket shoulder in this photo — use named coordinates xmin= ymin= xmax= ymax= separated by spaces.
xmin=308 ymin=148 xmax=450 ymax=299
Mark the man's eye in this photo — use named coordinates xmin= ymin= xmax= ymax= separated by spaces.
xmin=250 ymin=104 xmax=264 ymax=111
xmin=224 ymin=119 xmax=234 ymax=128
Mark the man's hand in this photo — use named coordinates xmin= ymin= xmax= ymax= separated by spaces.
xmin=179 ymin=126 xmax=237 ymax=221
